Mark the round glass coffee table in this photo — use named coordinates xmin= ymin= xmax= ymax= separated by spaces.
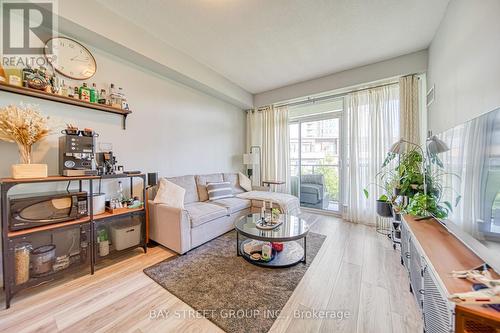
xmin=235 ymin=214 xmax=309 ymax=268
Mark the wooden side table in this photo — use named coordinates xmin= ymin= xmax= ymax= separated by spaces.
xmin=262 ymin=180 xmax=286 ymax=192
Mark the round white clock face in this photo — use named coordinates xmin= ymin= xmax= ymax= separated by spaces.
xmin=44 ymin=37 xmax=97 ymax=80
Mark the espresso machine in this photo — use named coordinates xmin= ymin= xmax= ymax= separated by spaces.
xmin=59 ymin=134 xmax=98 ymax=176
xmin=95 ymin=151 xmax=118 ymax=175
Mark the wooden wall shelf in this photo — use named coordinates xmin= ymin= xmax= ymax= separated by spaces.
xmin=0 ymin=83 xmax=132 ymax=129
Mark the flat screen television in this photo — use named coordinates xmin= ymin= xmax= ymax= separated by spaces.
xmin=432 ymin=107 xmax=500 ymax=273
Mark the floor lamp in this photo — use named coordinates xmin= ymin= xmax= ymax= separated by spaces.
xmin=145 ymin=172 xmax=158 ymax=246
xmin=250 ymin=145 xmax=262 ymax=186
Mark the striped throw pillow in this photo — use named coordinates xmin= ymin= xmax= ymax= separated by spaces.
xmin=207 ymin=181 xmax=233 ymax=200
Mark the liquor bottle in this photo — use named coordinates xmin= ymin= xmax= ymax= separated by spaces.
xmin=107 ymin=83 xmax=115 ymax=106
xmin=118 ymin=87 xmax=129 ymax=110
xmin=68 ymin=86 xmax=74 ymax=98
xmin=90 ymin=83 xmax=97 ymax=103
xmin=21 ymin=65 xmax=33 ymax=87
xmin=98 ymin=89 xmax=107 ymax=104
xmin=74 ymin=86 xmax=80 ymax=99
xmin=60 ymin=80 xmax=68 ymax=97
xmin=79 ymin=83 xmax=91 ymax=102
xmin=94 ymin=84 xmax=100 ymax=102
xmin=117 ymin=181 xmax=125 ymax=203
xmin=109 ymin=83 xmax=121 ymax=108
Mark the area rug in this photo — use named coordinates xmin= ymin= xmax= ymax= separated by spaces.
xmin=143 ymin=230 xmax=326 ymax=333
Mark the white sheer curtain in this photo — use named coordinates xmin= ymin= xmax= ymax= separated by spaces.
xmin=343 ymin=84 xmax=400 ymax=225
xmin=247 ymin=106 xmax=290 ymax=192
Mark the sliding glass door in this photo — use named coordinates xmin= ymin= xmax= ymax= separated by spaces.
xmin=290 ymin=110 xmax=342 ymax=213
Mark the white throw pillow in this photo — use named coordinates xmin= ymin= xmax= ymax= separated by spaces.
xmin=153 ymin=178 xmax=185 ymax=209
xmin=238 ymin=172 xmax=252 ymax=192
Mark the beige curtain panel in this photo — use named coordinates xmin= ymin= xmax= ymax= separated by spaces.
xmin=246 ymin=105 xmax=290 ymax=193
xmin=399 ymin=75 xmax=420 ymax=145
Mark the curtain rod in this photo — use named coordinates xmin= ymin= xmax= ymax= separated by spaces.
xmin=273 ymin=81 xmax=401 ymax=109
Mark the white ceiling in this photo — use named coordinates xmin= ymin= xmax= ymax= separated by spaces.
xmin=96 ymin=0 xmax=449 ymax=94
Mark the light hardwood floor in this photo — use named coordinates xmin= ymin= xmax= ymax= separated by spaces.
xmin=0 ymin=214 xmax=422 ymax=333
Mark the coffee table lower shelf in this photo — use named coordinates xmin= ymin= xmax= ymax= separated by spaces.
xmin=238 ymin=238 xmax=306 ymax=268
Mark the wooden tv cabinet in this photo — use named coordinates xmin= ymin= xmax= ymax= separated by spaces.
xmin=400 ymin=215 xmax=500 ymax=333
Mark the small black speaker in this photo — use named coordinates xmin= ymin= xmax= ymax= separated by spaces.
xmin=147 ymin=172 xmax=158 ymax=187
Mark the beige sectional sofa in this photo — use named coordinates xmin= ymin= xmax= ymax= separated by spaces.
xmin=148 ymin=172 xmax=299 ymax=254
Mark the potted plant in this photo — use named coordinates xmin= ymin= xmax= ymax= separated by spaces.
xmin=0 ymin=103 xmax=51 ymax=178
xmin=364 ymin=176 xmax=398 ymax=218
xmin=376 ymin=194 xmax=393 ymax=218
xmin=404 ymin=192 xmax=449 ymax=219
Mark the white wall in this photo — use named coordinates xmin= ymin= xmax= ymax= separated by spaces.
xmin=254 ymin=50 xmax=428 ymax=106
xmin=427 ymin=0 xmax=500 ymax=134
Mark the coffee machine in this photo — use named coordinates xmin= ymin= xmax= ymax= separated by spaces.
xmin=95 ymin=151 xmax=117 ymax=175
xmin=59 ymin=134 xmax=98 ymax=176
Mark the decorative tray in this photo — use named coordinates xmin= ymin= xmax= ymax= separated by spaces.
xmin=255 ymin=218 xmax=282 ymax=230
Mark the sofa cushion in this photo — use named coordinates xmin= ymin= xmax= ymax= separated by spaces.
xmin=153 ymin=178 xmax=185 ymax=208
xmin=223 ymin=173 xmax=246 ymax=194
xmin=185 ymin=202 xmax=228 ymax=228
xmin=196 ymin=173 xmax=223 ymax=202
xmin=167 ymin=175 xmax=199 ymax=204
xmin=237 ymin=172 xmax=252 ymax=192
xmin=207 ymin=181 xmax=233 ymax=200
xmin=211 ymin=197 xmax=251 ymax=214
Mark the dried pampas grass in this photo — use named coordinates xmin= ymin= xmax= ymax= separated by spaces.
xmin=0 ymin=103 xmax=51 ymax=164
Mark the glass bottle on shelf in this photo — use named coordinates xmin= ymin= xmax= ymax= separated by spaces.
xmin=60 ymin=80 xmax=68 ymax=97
xmin=98 ymin=89 xmax=107 ymax=104
xmin=21 ymin=65 xmax=33 ymax=87
xmin=90 ymin=83 xmax=97 ymax=103
xmin=118 ymin=87 xmax=129 ymax=110
xmin=74 ymin=86 xmax=80 ymax=99
xmin=117 ymin=181 xmax=125 ymax=203
xmin=79 ymin=83 xmax=91 ymax=102
xmin=107 ymin=83 xmax=116 ymax=106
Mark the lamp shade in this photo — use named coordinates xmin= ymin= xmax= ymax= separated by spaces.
xmin=427 ymin=135 xmax=449 ymax=154
xmin=389 ymin=139 xmax=406 ymax=155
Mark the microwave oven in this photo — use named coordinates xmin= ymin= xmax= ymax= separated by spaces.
xmin=9 ymin=191 xmax=88 ymax=231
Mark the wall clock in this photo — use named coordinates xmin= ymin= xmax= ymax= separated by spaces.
xmin=44 ymin=37 xmax=97 ymax=80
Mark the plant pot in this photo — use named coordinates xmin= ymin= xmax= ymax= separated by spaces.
xmin=91 ymin=193 xmax=106 ymax=215
xmin=376 ymin=200 xmax=393 ymax=217
xmin=11 ymin=164 xmax=48 ymax=179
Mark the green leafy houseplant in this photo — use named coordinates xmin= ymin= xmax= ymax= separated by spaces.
xmin=365 ymin=141 xmax=458 ymax=219
xmin=405 ymin=192 xmax=449 ymax=219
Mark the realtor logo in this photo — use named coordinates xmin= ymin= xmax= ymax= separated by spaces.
xmin=1 ymin=0 xmax=54 ymax=55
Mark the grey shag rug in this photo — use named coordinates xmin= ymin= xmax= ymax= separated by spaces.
xmin=144 ymin=230 xmax=326 ymax=333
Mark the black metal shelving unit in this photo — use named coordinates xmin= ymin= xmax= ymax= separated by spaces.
xmin=0 ymin=174 xmax=146 ymax=308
